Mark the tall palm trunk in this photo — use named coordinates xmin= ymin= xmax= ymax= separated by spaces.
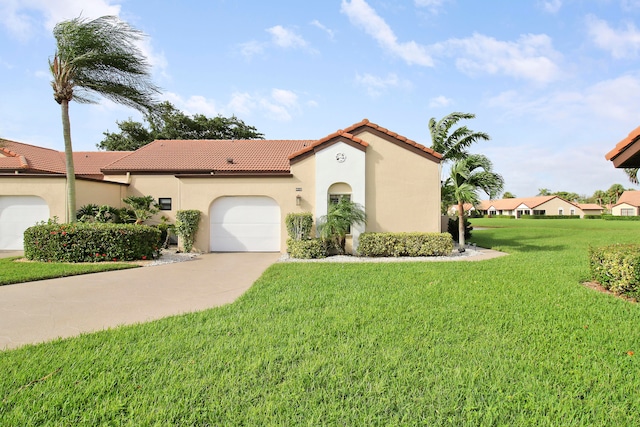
xmin=60 ymin=99 xmax=76 ymax=222
xmin=457 ymin=200 xmax=465 ymax=251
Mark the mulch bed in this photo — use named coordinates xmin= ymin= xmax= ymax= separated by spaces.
xmin=582 ymin=281 xmax=638 ymax=303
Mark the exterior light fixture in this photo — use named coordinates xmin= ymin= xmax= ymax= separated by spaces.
xmin=296 ymin=195 xmax=302 ymax=206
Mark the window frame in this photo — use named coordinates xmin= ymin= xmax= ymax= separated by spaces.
xmin=158 ymin=198 xmax=172 ymax=211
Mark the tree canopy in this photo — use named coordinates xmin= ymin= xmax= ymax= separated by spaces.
xmin=98 ymin=101 xmax=264 ymax=150
xmin=428 ymin=112 xmax=490 ymax=161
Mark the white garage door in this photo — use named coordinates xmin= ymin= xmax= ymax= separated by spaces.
xmin=210 ymin=196 xmax=280 ymax=252
xmin=0 ymin=196 xmax=50 ymax=250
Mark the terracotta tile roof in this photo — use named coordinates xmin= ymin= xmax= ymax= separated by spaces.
xmin=103 ymin=139 xmax=314 ymax=173
xmin=73 ymin=151 xmax=132 ymax=178
xmin=614 ymin=190 xmax=640 ymax=207
xmin=478 ymin=196 xmax=559 ymax=211
xmin=577 ymin=203 xmax=603 ymax=210
xmin=344 ymin=118 xmax=443 ymax=160
xmin=289 ymin=119 xmax=442 ymax=162
xmin=0 ymin=139 xmax=66 ymax=174
xmin=606 ymin=126 xmax=640 ymax=161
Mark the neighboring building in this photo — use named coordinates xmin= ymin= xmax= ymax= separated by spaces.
xmin=606 ymin=125 xmax=640 ymax=168
xmin=576 ymin=203 xmax=605 ymax=217
xmin=478 ymin=196 xmax=585 ymax=218
xmin=0 ymin=119 xmax=443 ymax=252
xmin=611 ymin=190 xmax=640 ymax=216
xmin=447 ymin=203 xmax=475 ymax=216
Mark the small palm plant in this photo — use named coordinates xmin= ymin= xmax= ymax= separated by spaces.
xmin=317 ymin=198 xmax=366 ymax=254
xmin=123 ymin=195 xmax=159 ymax=225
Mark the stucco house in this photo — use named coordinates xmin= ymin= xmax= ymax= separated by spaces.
xmin=0 ymin=119 xmax=443 ymax=252
xmin=611 ymin=190 xmax=640 ymax=216
xmin=478 ymin=196 xmax=585 ymax=218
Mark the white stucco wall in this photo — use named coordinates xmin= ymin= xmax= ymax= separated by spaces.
xmin=315 ymin=141 xmax=366 ymax=250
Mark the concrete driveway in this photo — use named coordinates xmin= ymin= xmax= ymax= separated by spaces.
xmin=0 ymin=252 xmax=279 ymax=350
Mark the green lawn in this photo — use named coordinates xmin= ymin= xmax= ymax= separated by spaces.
xmin=2 ymin=219 xmax=640 ymax=425
xmin=0 ymin=257 xmax=138 ymax=286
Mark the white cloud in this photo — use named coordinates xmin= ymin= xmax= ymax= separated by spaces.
xmin=239 ymin=41 xmax=266 ymax=59
xmin=0 ymin=0 xmax=120 ymax=40
xmin=586 ymin=14 xmax=640 ymax=59
xmin=355 ymin=72 xmax=410 ymax=97
xmin=267 ymin=25 xmax=308 ymax=49
xmin=414 ymin=0 xmax=449 ymax=14
xmin=227 ymin=89 xmax=302 ymax=122
xmin=428 ymin=95 xmax=453 ymax=108
xmin=310 ymin=20 xmax=335 ymax=41
xmin=163 ymin=92 xmax=218 ymax=117
xmin=435 ymin=33 xmax=562 ymax=84
xmin=341 ymin=0 xmax=434 ymax=67
xmin=538 ymin=0 xmax=562 ymax=14
xmin=0 ymin=1 xmax=168 ymax=77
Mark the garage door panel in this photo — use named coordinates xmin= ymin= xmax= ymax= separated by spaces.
xmin=210 ymin=196 xmax=280 ymax=252
xmin=0 ymin=196 xmax=50 ymax=250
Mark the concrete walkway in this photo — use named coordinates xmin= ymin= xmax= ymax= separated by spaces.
xmin=0 ymin=253 xmax=279 ymax=350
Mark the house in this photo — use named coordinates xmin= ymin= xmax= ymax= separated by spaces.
xmin=447 ymin=203 xmax=475 ymax=216
xmin=0 ymin=119 xmax=443 ymax=252
xmin=606 ymin=125 xmax=640 ymax=168
xmin=576 ymin=203 xmax=604 ymax=217
xmin=611 ymin=190 xmax=640 ymax=216
xmin=478 ymin=196 xmax=584 ymax=218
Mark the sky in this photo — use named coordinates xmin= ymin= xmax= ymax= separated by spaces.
xmin=1 ymin=0 xmax=640 ymax=198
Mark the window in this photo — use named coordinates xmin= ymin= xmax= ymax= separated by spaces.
xmin=329 ymin=194 xmax=351 ymax=205
xmin=533 ymin=210 xmax=546 ymax=215
xmin=621 ymin=208 xmax=635 ymax=216
xmin=158 ymin=198 xmax=172 ymax=211
xmin=570 ymin=209 xmax=575 ymax=216
xmin=558 ymin=208 xmax=564 ymax=216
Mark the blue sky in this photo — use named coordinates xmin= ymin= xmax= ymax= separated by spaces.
xmin=1 ymin=0 xmax=640 ymax=198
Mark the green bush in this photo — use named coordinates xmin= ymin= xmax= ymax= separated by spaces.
xmin=584 ymin=215 xmax=603 ymax=219
xmin=448 ymin=217 xmax=472 ymax=242
xmin=285 ymin=212 xmax=313 ymax=240
xmin=287 ymin=238 xmax=328 ymax=259
xmin=24 ymin=223 xmax=160 ymax=262
xmin=602 ymin=214 xmax=640 ymax=221
xmin=175 ymin=210 xmax=201 ymax=253
xmin=589 ymin=244 xmax=640 ymax=297
xmin=520 ymin=215 xmax=580 ymax=219
xmin=358 ymin=232 xmax=454 ymax=257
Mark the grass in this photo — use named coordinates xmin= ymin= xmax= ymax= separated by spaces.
xmin=0 ymin=257 xmax=138 ymax=286
xmin=1 ymin=219 xmax=640 ymax=425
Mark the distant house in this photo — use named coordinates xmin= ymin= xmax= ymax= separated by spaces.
xmin=611 ymin=190 xmax=640 ymax=216
xmin=576 ymin=203 xmax=605 ymax=217
xmin=478 ymin=196 xmax=585 ymax=218
xmin=1 ymin=119 xmax=443 ymax=252
xmin=606 ymin=126 xmax=640 ymax=168
xmin=447 ymin=203 xmax=475 ymax=216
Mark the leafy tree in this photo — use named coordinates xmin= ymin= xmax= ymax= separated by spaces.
xmin=50 ymin=15 xmax=159 ymax=222
xmin=317 ymin=198 xmax=366 ymax=254
xmin=445 ymin=154 xmax=503 ymax=250
xmin=123 ymin=195 xmax=159 ymax=224
xmin=428 ymin=112 xmax=490 ymax=162
xmin=553 ymin=191 xmax=580 ymax=203
xmin=502 ymin=191 xmax=516 ymax=199
xmin=537 ymin=188 xmax=552 ymax=196
xmin=98 ymin=101 xmax=264 ymax=150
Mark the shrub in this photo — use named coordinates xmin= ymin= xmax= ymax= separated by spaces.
xmin=24 ymin=223 xmax=160 ymax=262
xmin=285 ymin=212 xmax=313 ymax=240
xmin=175 ymin=210 xmax=201 ymax=253
xmin=520 ymin=215 xmax=580 ymax=219
xmin=584 ymin=215 xmax=603 ymax=219
xmin=123 ymin=195 xmax=159 ymax=225
xmin=287 ymin=238 xmax=328 ymax=259
xmin=589 ymin=244 xmax=640 ymax=297
xmin=358 ymin=232 xmax=454 ymax=257
xmin=602 ymin=214 xmax=640 ymax=221
xmin=448 ymin=217 xmax=472 ymax=242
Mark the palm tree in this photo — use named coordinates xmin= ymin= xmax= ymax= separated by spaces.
xmin=446 ymin=154 xmax=504 ymax=250
xmin=428 ymin=112 xmax=490 ymax=161
xmin=317 ymin=198 xmax=367 ymax=254
xmin=537 ymin=188 xmax=552 ymax=196
xmin=607 ymin=183 xmax=626 ymax=204
xmin=625 ymin=168 xmax=639 ymax=185
xmin=50 ymin=15 xmax=159 ymax=222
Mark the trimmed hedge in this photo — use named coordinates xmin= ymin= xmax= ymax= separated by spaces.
xmin=520 ymin=215 xmax=581 ymax=219
xmin=484 ymin=215 xmax=515 ymax=219
xmin=602 ymin=214 xmax=640 ymax=221
xmin=24 ymin=223 xmax=161 ymax=262
xmin=589 ymin=244 xmax=640 ymax=297
xmin=358 ymin=232 xmax=454 ymax=257
xmin=287 ymin=238 xmax=328 ymax=259
xmin=584 ymin=215 xmax=603 ymax=219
